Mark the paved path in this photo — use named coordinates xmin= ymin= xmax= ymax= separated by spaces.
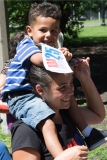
xmin=84 ymin=23 xmax=107 ymax=26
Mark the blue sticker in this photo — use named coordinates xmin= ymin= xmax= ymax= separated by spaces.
xmin=45 ymin=47 xmax=60 ymax=60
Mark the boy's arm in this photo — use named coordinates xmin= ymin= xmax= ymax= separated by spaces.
xmin=30 ymin=53 xmax=43 ymax=67
xmin=58 ymin=47 xmax=72 ymax=62
xmin=74 ymin=57 xmax=105 ymax=125
xmin=17 ymin=37 xmax=43 ymax=67
xmin=30 ymin=47 xmax=72 ymax=67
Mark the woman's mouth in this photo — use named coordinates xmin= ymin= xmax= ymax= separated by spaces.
xmin=61 ymin=98 xmax=70 ymax=102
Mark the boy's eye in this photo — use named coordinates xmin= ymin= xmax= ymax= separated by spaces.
xmin=52 ymin=30 xmax=58 ymax=34
xmin=40 ymin=29 xmax=46 ymax=33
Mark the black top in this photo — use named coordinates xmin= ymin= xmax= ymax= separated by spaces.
xmin=11 ymin=110 xmax=85 ymax=160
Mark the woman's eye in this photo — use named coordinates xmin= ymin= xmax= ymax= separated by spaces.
xmin=70 ymin=81 xmax=73 ymax=86
xmin=59 ymin=86 xmax=66 ymax=90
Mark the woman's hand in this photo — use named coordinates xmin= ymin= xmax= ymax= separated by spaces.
xmin=54 ymin=145 xmax=88 ymax=160
xmin=71 ymin=57 xmax=90 ymax=81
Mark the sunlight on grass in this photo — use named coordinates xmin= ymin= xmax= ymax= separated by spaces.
xmin=69 ymin=25 xmax=107 ymax=47
xmin=0 ymin=125 xmax=11 ymax=149
xmin=88 ymin=144 xmax=107 ymax=160
xmin=80 ymin=26 xmax=107 ymax=37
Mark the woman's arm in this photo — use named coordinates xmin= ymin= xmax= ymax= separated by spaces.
xmin=74 ymin=57 xmax=105 ymax=125
xmin=12 ymin=148 xmax=40 ymax=160
xmin=12 ymin=146 xmax=88 ymax=160
xmin=79 ymin=75 xmax=105 ymax=124
xmin=0 ymin=73 xmax=6 ymax=92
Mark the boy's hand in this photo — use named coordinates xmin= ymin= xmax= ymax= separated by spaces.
xmin=71 ymin=57 xmax=90 ymax=80
xmin=58 ymin=47 xmax=72 ymax=61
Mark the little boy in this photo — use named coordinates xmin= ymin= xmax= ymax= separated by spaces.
xmin=2 ymin=2 xmax=107 ymax=158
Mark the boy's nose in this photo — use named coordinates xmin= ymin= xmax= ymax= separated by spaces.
xmin=45 ymin=31 xmax=51 ymax=37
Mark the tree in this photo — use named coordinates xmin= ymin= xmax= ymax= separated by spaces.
xmin=6 ymin=0 xmax=107 ymax=50
xmin=7 ymin=0 xmax=31 ymax=31
xmin=7 ymin=0 xmax=84 ymax=32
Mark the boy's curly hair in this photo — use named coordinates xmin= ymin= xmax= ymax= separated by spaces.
xmin=28 ymin=2 xmax=62 ymax=26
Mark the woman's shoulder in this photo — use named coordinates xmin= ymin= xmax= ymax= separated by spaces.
xmin=11 ymin=120 xmax=53 ymax=160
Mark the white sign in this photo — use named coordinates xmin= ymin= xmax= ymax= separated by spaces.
xmin=41 ymin=43 xmax=73 ymax=73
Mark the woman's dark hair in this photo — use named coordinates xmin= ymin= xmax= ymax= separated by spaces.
xmin=8 ymin=31 xmax=27 ymax=59
xmin=29 ymin=64 xmax=52 ymax=96
xmin=28 ymin=2 xmax=62 ymax=26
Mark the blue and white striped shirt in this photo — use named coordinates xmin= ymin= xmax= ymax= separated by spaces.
xmin=2 ymin=37 xmax=42 ymax=100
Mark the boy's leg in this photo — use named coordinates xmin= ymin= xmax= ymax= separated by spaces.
xmin=85 ymin=129 xmax=107 ymax=151
xmin=38 ymin=118 xmax=63 ymax=158
xmin=68 ymin=96 xmax=107 ymax=150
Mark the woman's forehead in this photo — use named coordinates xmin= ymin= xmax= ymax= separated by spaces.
xmin=51 ymin=73 xmax=73 ymax=83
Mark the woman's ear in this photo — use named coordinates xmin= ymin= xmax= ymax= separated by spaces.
xmin=26 ymin=25 xmax=32 ymax=37
xmin=35 ymin=84 xmax=44 ymax=96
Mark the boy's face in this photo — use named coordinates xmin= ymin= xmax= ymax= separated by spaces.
xmin=26 ymin=16 xmax=60 ymax=47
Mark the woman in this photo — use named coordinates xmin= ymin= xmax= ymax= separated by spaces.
xmin=11 ymin=58 xmax=107 ymax=160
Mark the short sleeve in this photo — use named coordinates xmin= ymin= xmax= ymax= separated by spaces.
xmin=11 ymin=120 xmax=42 ymax=154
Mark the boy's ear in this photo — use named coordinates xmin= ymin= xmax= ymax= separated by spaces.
xmin=35 ymin=84 xmax=44 ymax=96
xmin=26 ymin=25 xmax=32 ymax=37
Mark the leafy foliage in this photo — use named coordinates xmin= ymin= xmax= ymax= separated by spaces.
xmin=64 ymin=20 xmax=84 ymax=48
xmin=7 ymin=0 xmax=31 ymax=31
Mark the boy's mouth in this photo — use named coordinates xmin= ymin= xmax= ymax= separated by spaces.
xmin=43 ymin=41 xmax=53 ymax=45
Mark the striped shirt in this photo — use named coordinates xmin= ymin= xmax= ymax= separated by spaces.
xmin=2 ymin=37 xmax=42 ymax=100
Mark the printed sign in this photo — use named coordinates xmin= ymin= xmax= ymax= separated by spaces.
xmin=41 ymin=43 xmax=73 ymax=73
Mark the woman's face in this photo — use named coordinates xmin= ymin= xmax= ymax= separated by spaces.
xmin=42 ymin=73 xmax=74 ymax=112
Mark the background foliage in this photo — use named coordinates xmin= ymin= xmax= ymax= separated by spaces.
xmin=7 ymin=0 xmax=107 ymax=47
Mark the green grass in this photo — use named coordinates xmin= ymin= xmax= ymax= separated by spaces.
xmin=64 ymin=19 xmax=107 ymax=48
xmin=0 ymin=125 xmax=11 ymax=153
xmin=80 ymin=26 xmax=107 ymax=37
xmin=69 ymin=25 xmax=107 ymax=47
xmin=88 ymin=144 xmax=107 ymax=160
